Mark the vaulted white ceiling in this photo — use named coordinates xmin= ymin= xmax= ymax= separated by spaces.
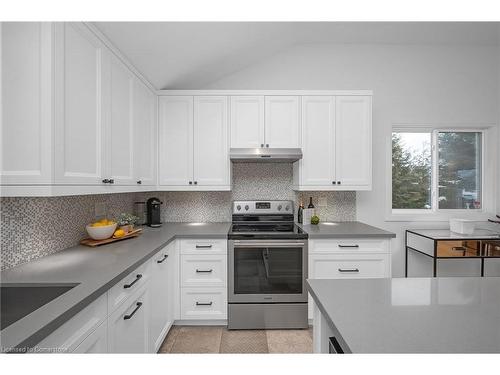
xmin=93 ymin=22 xmax=500 ymax=89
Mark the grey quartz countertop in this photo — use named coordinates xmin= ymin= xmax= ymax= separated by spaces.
xmin=307 ymin=277 xmax=500 ymax=353
xmin=297 ymin=221 xmax=396 ymax=238
xmin=0 ymin=222 xmax=230 ymax=351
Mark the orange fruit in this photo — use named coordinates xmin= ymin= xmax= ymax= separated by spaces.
xmin=114 ymin=229 xmax=126 ymax=238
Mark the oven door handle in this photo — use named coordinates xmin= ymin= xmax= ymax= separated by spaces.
xmin=262 ymin=249 xmax=271 ymax=279
xmin=233 ymin=242 xmax=305 ymax=248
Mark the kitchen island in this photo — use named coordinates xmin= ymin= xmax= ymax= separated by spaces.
xmin=307 ymin=277 xmax=500 ymax=353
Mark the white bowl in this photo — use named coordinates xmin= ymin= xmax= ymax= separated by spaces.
xmin=85 ymin=223 xmax=117 ymax=240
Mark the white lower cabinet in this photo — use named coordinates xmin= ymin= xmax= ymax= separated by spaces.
xmin=307 ymin=238 xmax=391 ymax=320
xmin=73 ymin=321 xmax=108 ymax=353
xmin=149 ymin=242 xmax=176 ymax=352
xmin=179 ymin=239 xmax=227 ymax=321
xmin=108 ymin=283 xmax=150 ymax=353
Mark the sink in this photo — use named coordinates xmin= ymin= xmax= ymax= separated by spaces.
xmin=0 ymin=283 xmax=79 ymax=330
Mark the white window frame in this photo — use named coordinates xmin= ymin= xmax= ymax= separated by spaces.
xmin=386 ymin=124 xmax=497 ymax=222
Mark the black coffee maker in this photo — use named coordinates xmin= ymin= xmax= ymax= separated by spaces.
xmin=146 ymin=197 xmax=162 ymax=227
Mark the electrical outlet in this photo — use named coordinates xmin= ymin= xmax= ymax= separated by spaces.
xmin=95 ymin=202 xmax=107 ymax=219
xmin=318 ymin=197 xmax=327 ymax=207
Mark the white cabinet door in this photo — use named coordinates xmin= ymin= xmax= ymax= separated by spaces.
xmin=158 ymin=96 xmax=193 ymax=186
xmin=230 ymin=96 xmax=265 ymax=148
xmin=264 ymin=96 xmax=300 ymax=148
xmin=1 ymin=22 xmax=53 ymax=185
xmin=107 ymin=55 xmax=134 ymax=185
xmin=149 ymin=243 xmax=174 ymax=352
xmin=54 ymin=23 xmax=106 ymax=185
xmin=334 ymin=96 xmax=372 ymax=188
xmin=73 ymin=322 xmax=108 ymax=353
xmin=299 ymin=96 xmax=335 ymax=186
xmin=193 ymin=96 xmax=229 ymax=186
xmin=133 ymin=78 xmax=157 ymax=186
xmin=108 ymin=284 xmax=150 ymax=353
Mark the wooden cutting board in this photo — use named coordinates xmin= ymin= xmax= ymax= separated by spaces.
xmin=80 ymin=228 xmax=143 ymax=247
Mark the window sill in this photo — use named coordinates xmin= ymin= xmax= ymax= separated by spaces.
xmin=385 ymin=210 xmax=494 ymax=223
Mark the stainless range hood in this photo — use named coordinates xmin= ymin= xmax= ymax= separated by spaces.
xmin=230 ymin=148 xmax=302 ymax=163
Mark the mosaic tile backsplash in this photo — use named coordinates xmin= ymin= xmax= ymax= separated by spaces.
xmin=1 ymin=163 xmax=355 ymax=270
xmin=1 ymin=193 xmax=137 ymax=270
xmin=141 ymin=163 xmax=356 ymax=223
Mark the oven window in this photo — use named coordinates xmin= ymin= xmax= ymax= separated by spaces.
xmin=233 ymin=246 xmax=303 ymax=294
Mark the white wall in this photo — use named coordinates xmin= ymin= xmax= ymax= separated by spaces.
xmin=203 ymin=43 xmax=499 ymax=276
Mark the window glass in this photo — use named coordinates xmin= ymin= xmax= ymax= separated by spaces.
xmin=392 ymin=132 xmax=432 ymax=209
xmin=438 ymin=132 xmax=482 ymax=209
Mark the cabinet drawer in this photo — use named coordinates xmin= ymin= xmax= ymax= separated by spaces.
xmin=108 ymin=261 xmax=151 ymax=313
xmin=180 ymin=239 xmax=227 ymax=255
xmin=37 ymin=293 xmax=107 ymax=352
xmin=310 ymin=254 xmax=390 ymax=279
xmin=310 ymin=238 xmax=390 ymax=254
xmin=180 ymin=288 xmax=227 ymax=320
xmin=181 ymin=254 xmax=227 ymax=287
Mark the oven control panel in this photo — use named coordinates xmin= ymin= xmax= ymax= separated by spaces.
xmin=232 ymin=200 xmax=294 ymax=214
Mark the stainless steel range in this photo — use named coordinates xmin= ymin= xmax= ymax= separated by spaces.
xmin=227 ymin=200 xmax=309 ymax=330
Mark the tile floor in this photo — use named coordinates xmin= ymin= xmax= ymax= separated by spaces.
xmin=159 ymin=326 xmax=313 ymax=354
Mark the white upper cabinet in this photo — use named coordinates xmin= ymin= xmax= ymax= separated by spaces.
xmin=159 ymin=96 xmax=230 ymax=190
xmin=230 ymin=96 xmax=265 ymax=148
xmin=54 ymin=23 xmax=107 ymax=185
xmin=264 ymin=96 xmax=300 ymax=148
xmin=1 ymin=22 xmax=161 ymax=196
xmin=193 ymin=96 xmax=229 ymax=186
xmin=293 ymin=95 xmax=372 ymax=191
xmin=1 ymin=22 xmax=53 ymax=185
xmin=133 ymin=78 xmax=157 ymax=186
xmin=107 ymin=55 xmax=135 ymax=185
xmin=158 ymin=96 xmax=194 ymax=186
xmin=334 ymin=96 xmax=372 ymax=188
xmin=296 ymin=96 xmax=335 ymax=186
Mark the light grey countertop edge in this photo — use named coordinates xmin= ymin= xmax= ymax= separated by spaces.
xmin=297 ymin=221 xmax=396 ymax=238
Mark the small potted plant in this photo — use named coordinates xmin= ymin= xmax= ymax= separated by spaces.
xmin=117 ymin=213 xmax=140 ymax=234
